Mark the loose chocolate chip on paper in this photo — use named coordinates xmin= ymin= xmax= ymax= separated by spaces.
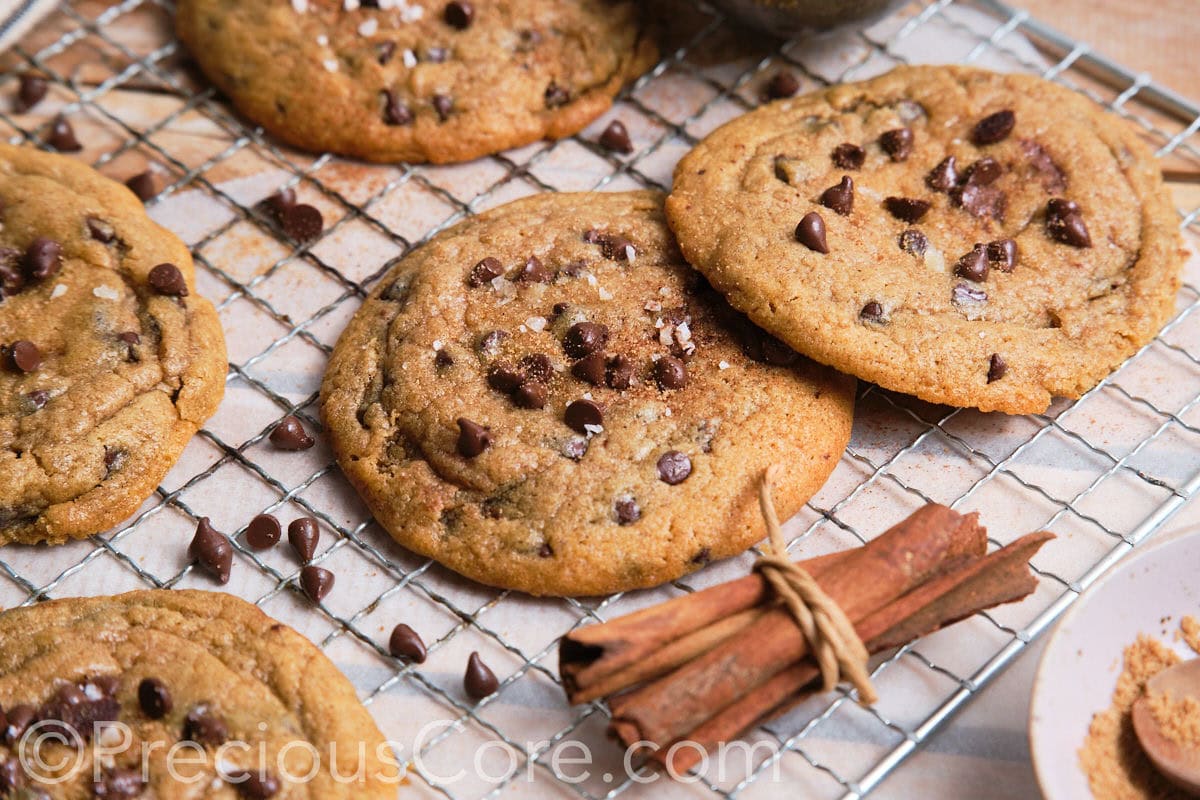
xmin=300 ymin=566 xmax=334 ymax=602
xmin=464 ymin=652 xmax=499 ymax=699
xmin=246 ymin=514 xmax=281 ymax=550
xmin=24 ymin=237 xmax=62 ymax=282
xmin=263 ymin=188 xmax=296 ymax=219
xmin=599 ymin=120 xmax=633 ymax=154
xmin=282 ymin=204 xmax=324 ymax=242
xmin=794 ymin=212 xmax=828 ymax=253
xmin=468 ymin=256 xmax=503 ymax=287
xmin=657 ymin=450 xmax=692 ymax=485
xmin=288 ymin=517 xmax=320 ymax=561
xmin=270 ymin=415 xmax=315 ymax=451
xmin=986 ymin=239 xmax=1017 ymax=272
xmin=456 ymin=417 xmax=493 ymax=457
xmin=819 ymin=175 xmax=854 ymax=216
xmin=954 ymin=245 xmax=989 ymax=283
xmin=879 ymin=127 xmax=913 ymax=161
xmin=987 ymin=353 xmax=1007 ymax=383
xmin=883 ymin=196 xmax=930 ymax=223
xmin=765 ymin=70 xmax=799 ymax=100
xmin=654 ymin=355 xmax=688 ymax=389
xmin=15 ymin=73 xmax=48 ymax=113
xmin=138 ymin=678 xmax=173 ymax=719
xmin=926 ymin=155 xmax=958 ymax=192
xmin=6 ymin=340 xmax=42 ymax=373
xmin=148 ymin=263 xmax=189 ymax=297
xmin=831 ymin=143 xmax=865 ymax=170
xmin=125 ymin=170 xmax=159 ymax=201
xmin=444 ymin=0 xmax=474 ymax=29
xmin=189 ymin=517 xmax=232 ymax=584
xmin=45 ymin=116 xmax=81 ymax=151
xmin=389 ymin=624 xmax=427 ymax=663
xmin=564 ymin=399 xmax=603 ymax=433
xmin=972 ymin=109 xmax=1016 ymax=145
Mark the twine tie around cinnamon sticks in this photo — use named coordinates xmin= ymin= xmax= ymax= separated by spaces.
xmin=755 ymin=465 xmax=878 ymax=705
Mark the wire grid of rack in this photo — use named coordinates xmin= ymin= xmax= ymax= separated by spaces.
xmin=1 ymin=0 xmax=1199 ymax=797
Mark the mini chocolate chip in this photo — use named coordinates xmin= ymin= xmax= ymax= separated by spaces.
xmin=6 ymin=341 xmax=41 ymax=373
xmin=464 ymin=652 xmax=499 ymax=699
xmin=432 ymin=93 xmax=453 ymax=121
xmin=282 ymin=204 xmax=323 ymax=242
xmin=614 ymin=497 xmax=641 ymax=525
xmin=263 ymin=188 xmax=296 ymax=219
xmin=125 ymin=170 xmax=158 ymax=201
xmin=457 ymin=417 xmax=492 ymax=457
xmin=227 ymin=770 xmax=280 ymax=799
xmin=987 ymin=239 xmax=1017 ymax=272
xmin=246 ymin=514 xmax=281 ymax=550
xmin=519 ymin=352 xmax=553 ymax=382
xmin=103 ymin=447 xmax=126 ymax=474
xmin=952 ymin=282 xmax=988 ymax=305
xmin=571 ymin=352 xmax=607 ymax=385
xmin=819 ymin=175 xmax=853 ymax=216
xmin=382 ymin=90 xmax=414 ymax=125
xmin=487 ymin=364 xmax=525 ymax=393
xmin=15 ymin=73 xmax=48 ymax=112
xmin=518 ymin=255 xmax=554 ymax=283
xmin=468 ymin=256 xmax=503 ymax=287
xmin=654 ymin=356 xmax=687 ymax=390
xmin=138 ymin=678 xmax=172 ymax=719
xmin=270 ymin=415 xmax=315 ymax=450
xmin=300 ymin=566 xmax=334 ymax=602
xmin=545 ymin=83 xmax=570 ymax=108
xmin=288 ymin=517 xmax=320 ymax=561
xmin=24 ymin=237 xmax=62 ymax=282
xmin=860 ymin=301 xmax=884 ymax=322
xmin=552 ymin=302 xmax=571 ymax=317
xmin=1046 ymin=198 xmax=1091 ymax=247
xmin=182 ymin=705 xmax=228 ymax=747
xmin=87 ymin=217 xmax=116 ymax=243
xmin=972 ymin=109 xmax=1015 ymax=145
xmin=478 ymin=329 xmax=509 ymax=354
xmin=765 ymin=70 xmax=799 ymax=100
xmin=435 ymin=349 xmax=453 ymax=368
xmin=692 ymin=547 xmax=711 ymax=565
xmin=926 ymin=155 xmax=958 ymax=192
xmin=606 ymin=354 xmax=635 ymax=390
xmin=93 ymin=766 xmax=145 ymax=799
xmin=46 ymin=116 xmax=81 ymax=151
xmin=794 ymin=212 xmax=828 ymax=253
xmin=963 ymin=156 xmax=1002 ymax=186
xmin=954 ymin=244 xmax=989 ymax=282
xmin=599 ymin=120 xmax=633 ymax=154
xmin=148 ymin=262 xmax=188 ymax=296
xmin=564 ymin=399 xmax=603 ymax=433
xmin=377 ymin=41 xmax=397 ymax=65
xmin=563 ymin=321 xmax=609 ymax=358
xmin=562 ymin=437 xmax=588 ymax=460
xmin=512 ymin=381 xmax=548 ymax=409
xmin=831 ymin=143 xmax=865 ymax=170
xmin=987 ymin=353 xmax=1007 ymax=383
xmin=656 ymin=450 xmax=691 ymax=485
xmin=389 ymin=624 xmax=427 ymax=663
xmin=189 ymin=517 xmax=232 ymax=584
xmin=879 ymin=127 xmax=913 ymax=161
xmin=444 ymin=0 xmax=474 ymax=29
xmin=883 ymin=196 xmax=930 ymax=223
xmin=537 ymin=542 xmax=553 ymax=557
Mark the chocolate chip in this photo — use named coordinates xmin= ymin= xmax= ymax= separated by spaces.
xmin=25 ymin=390 xmax=49 ymax=410
xmin=15 ymin=73 xmax=48 ymax=112
xmin=444 ymin=0 xmax=474 ymax=28
xmin=288 ymin=517 xmax=320 ymax=561
xmin=537 ymin=542 xmax=553 ymax=557
xmin=148 ymin=262 xmax=188 ymax=296
xmin=24 ymin=237 xmax=62 ymax=282
xmin=561 ymin=437 xmax=588 ymax=460
xmin=138 ymin=678 xmax=173 ymax=719
xmin=512 ymin=381 xmax=548 ymax=409
xmin=189 ymin=517 xmax=232 ymax=584
xmin=760 ymin=336 xmax=798 ymax=366
xmin=478 ymin=329 xmax=509 ymax=354
xmin=0 ymin=756 xmax=22 ymax=793
xmin=564 ymin=399 xmax=603 ymax=433
xmin=926 ymin=155 xmax=958 ymax=192
xmin=226 ymin=770 xmax=280 ymax=799
xmin=860 ymin=301 xmax=884 ymax=322
xmin=389 ymin=624 xmax=427 ymax=663
xmin=656 ymin=450 xmax=691 ymax=485
xmin=819 ymin=175 xmax=853 ymax=216
xmin=831 ymin=143 xmax=865 ymax=169
xmin=104 ymin=447 xmax=127 ymax=474
xmin=519 ymin=352 xmax=553 ymax=382
xmin=883 ymin=196 xmax=930 ymax=223
xmin=382 ymin=90 xmax=413 ymax=126
xmin=183 ymin=705 xmax=228 ymax=747
xmin=468 ymin=256 xmax=503 ymax=287
xmin=972 ymin=109 xmax=1015 ymax=145
xmin=963 ymin=156 xmax=1002 ymax=186
xmin=263 ymin=187 xmax=296 ymax=219
xmin=986 ymin=239 xmax=1017 ymax=272
xmin=300 ymin=566 xmax=334 ymax=602
xmin=118 ymin=331 xmax=140 ymax=345
xmin=456 ymin=417 xmax=492 ymax=457
xmin=952 ymin=282 xmax=988 ymax=306
xmin=584 ymin=230 xmax=636 ymax=261
xmin=487 ymin=364 xmax=525 ymax=393
xmin=2 ymin=705 xmax=33 ymax=748
xmin=464 ymin=652 xmax=499 ymax=699
xmin=1020 ymin=139 xmax=1067 ymax=193
xmin=951 ymin=182 xmax=1006 ymax=220
xmin=563 ymin=321 xmax=609 ymax=358
xmin=987 ymin=353 xmax=1007 ymax=383
xmin=571 ymin=352 xmax=607 ymax=385
xmin=5 ymin=341 xmax=41 ymax=373
xmin=765 ymin=70 xmax=799 ymax=100
xmin=125 ymin=170 xmax=158 ymax=201
xmin=45 ymin=116 xmax=81 ymax=151
xmin=606 ymin=355 xmax=635 ymax=390
xmin=263 ymin=416 xmax=314 ymax=454
xmin=88 ymin=217 xmax=116 ymax=243
xmin=954 ymin=244 xmax=989 ymax=282
xmin=654 ymin=356 xmax=687 ymax=389
xmin=377 ymin=41 xmax=397 ymax=65
xmin=599 ymin=120 xmax=633 ymax=154
xmin=544 ymin=83 xmax=570 ymax=108
xmin=246 ymin=514 xmax=281 ymax=550
xmin=614 ymin=497 xmax=640 ymax=525
xmin=93 ymin=766 xmax=145 ymax=798
xmin=282 ymin=204 xmax=323 ymax=242
xmin=432 ymin=93 xmax=453 ymax=121
xmin=518 ymin=255 xmax=554 ymax=283
xmin=1046 ymin=198 xmax=1091 ymax=248
xmin=692 ymin=547 xmax=711 ymax=565
xmin=794 ymin=212 xmax=828 ymax=253
xmin=879 ymin=127 xmax=913 ymax=161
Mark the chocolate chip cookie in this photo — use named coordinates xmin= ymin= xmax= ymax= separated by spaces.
xmin=666 ymin=66 xmax=1183 ymax=414
xmin=0 ymin=590 xmax=397 ymax=797
xmin=321 ymin=190 xmax=855 ymax=596
xmin=175 ymin=0 xmax=657 ymax=164
xmin=0 ymin=144 xmax=226 ymax=545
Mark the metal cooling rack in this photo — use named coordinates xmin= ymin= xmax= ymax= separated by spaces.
xmin=1 ymin=1 xmax=1198 ymax=798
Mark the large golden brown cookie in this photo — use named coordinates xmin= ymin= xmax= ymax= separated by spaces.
xmin=0 ymin=590 xmax=397 ymax=798
xmin=176 ymin=0 xmax=657 ymax=164
xmin=667 ymin=66 xmax=1183 ymax=414
xmin=0 ymin=144 xmax=226 ymax=545
xmin=321 ymin=191 xmax=855 ymax=596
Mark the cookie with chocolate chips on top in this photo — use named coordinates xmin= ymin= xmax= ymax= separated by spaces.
xmin=667 ymin=65 xmax=1183 ymax=414
xmin=0 ymin=590 xmax=398 ymax=798
xmin=321 ymin=191 xmax=855 ymax=596
xmin=0 ymin=144 xmax=226 ymax=545
xmin=175 ymin=0 xmax=657 ymax=164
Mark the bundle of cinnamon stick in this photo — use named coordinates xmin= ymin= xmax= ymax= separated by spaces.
xmin=560 ymin=504 xmax=1052 ymax=775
